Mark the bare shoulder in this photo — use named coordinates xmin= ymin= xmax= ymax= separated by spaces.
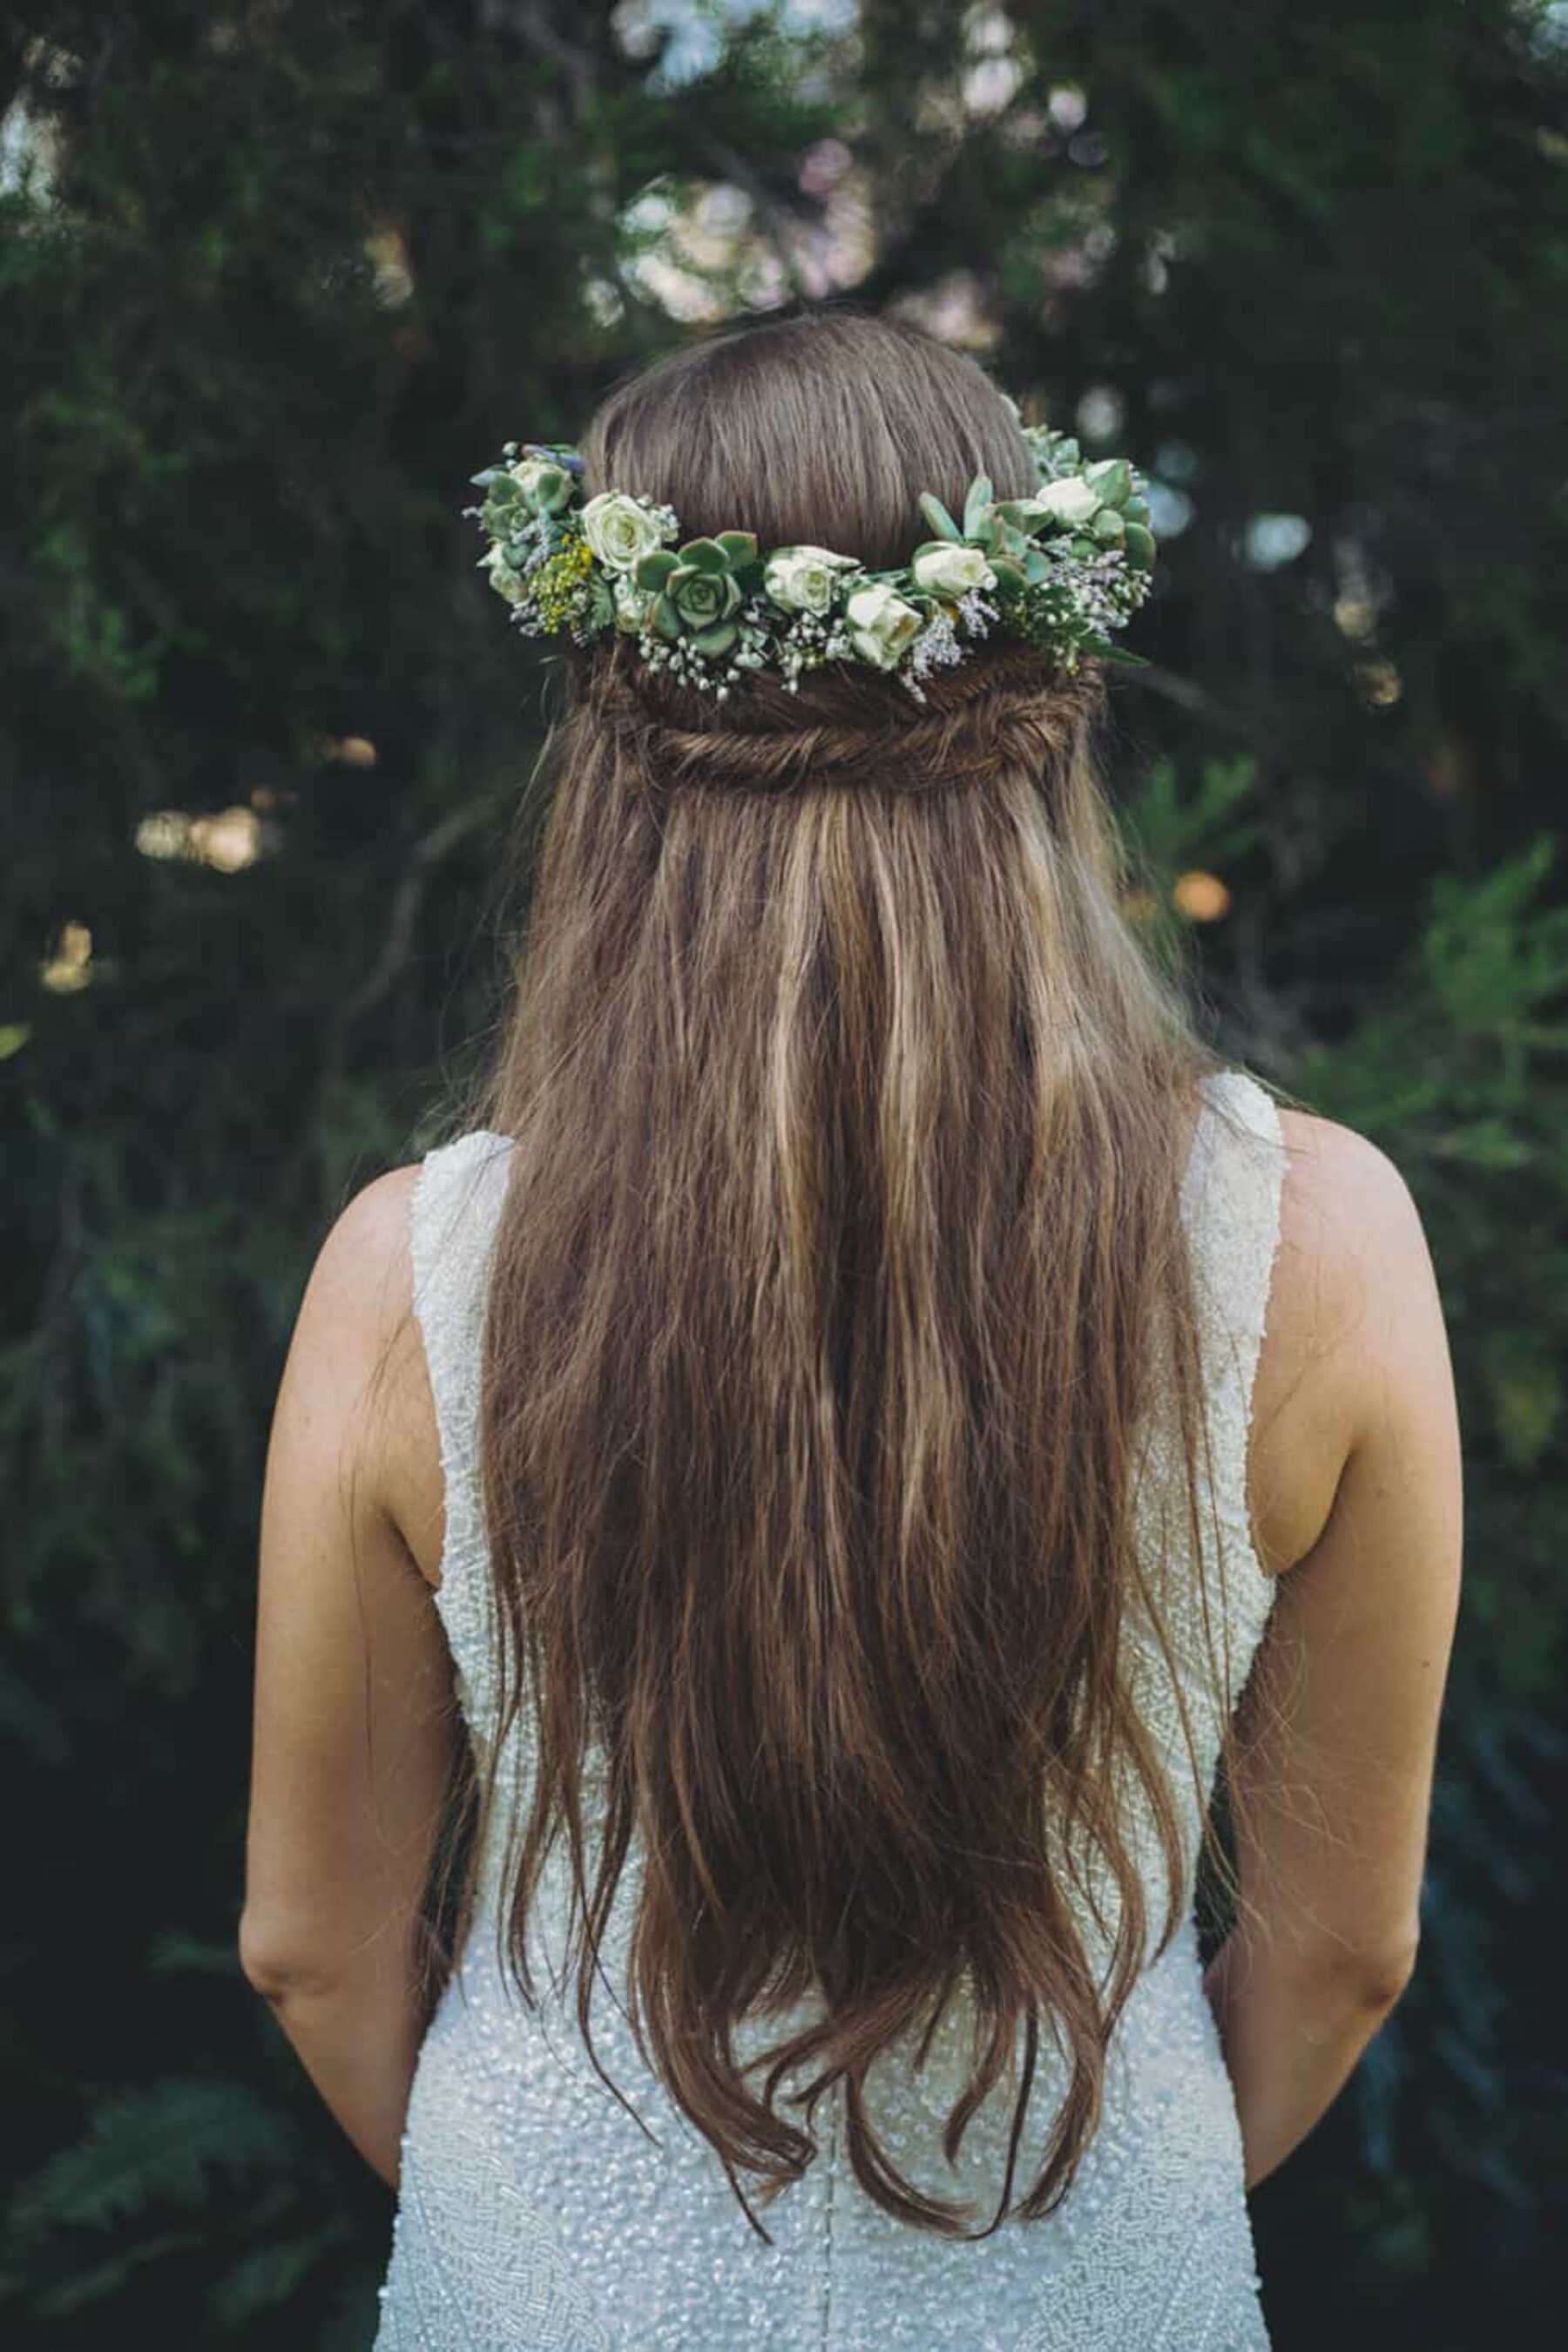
xmin=287 ymin=1162 xmax=443 ymax=1583
xmin=1274 ymin=1106 xmax=1439 ymax=1369
xmin=298 ymin=1163 xmax=426 ymax=1416
xmin=1248 ymin=1105 xmax=1450 ymax=1575
xmin=1277 ymin=1104 xmax=1426 ymax=1256
xmin=309 ymin=1161 xmax=422 ymax=1319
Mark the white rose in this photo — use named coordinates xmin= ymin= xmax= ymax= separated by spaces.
xmin=1024 ymin=476 xmax=1100 ymax=529
xmin=764 ymin=544 xmax=860 ymax=617
xmin=844 ymin=582 xmax=926 ymax=671
xmin=479 ymin=545 xmax=527 ymax=605
xmin=579 ymin=491 xmax=667 ymax=575
xmin=612 ymin=576 xmax=653 ymax=634
xmin=909 ymin=543 xmax=997 ymax=598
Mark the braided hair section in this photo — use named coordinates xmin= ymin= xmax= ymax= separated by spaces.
xmin=587 ymin=637 xmax=1110 ymax=801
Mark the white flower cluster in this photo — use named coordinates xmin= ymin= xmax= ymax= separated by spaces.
xmin=467 ymin=413 xmax=1156 ymax=704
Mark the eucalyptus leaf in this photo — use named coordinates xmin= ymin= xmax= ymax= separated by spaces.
xmin=918 ymin=491 xmax=963 ymax=543
xmin=962 ymin=474 xmax=994 ymax=537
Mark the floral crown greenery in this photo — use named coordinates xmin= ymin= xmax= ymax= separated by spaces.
xmin=465 ymin=395 xmax=1156 ymax=706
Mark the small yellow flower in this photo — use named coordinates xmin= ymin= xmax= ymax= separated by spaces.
xmin=527 ymin=537 xmax=594 ymax=630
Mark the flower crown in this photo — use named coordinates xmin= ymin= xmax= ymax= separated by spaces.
xmin=466 ymin=396 xmax=1156 ymax=706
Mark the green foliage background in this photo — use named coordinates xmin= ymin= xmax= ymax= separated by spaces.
xmin=3 ymin=3 xmax=1565 ymax=2342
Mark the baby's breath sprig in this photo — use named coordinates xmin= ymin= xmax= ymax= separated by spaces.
xmin=466 ymin=409 xmax=1157 ymax=704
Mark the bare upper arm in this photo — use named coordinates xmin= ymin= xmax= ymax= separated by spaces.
xmin=1230 ymin=1112 xmax=1464 ymax=1984
xmin=240 ymin=1163 xmax=459 ymax=1995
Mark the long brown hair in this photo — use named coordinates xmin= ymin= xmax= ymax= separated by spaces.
xmin=445 ymin=309 xmax=1242 ymax=2240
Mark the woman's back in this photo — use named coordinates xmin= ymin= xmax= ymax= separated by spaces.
xmin=371 ymin=1066 xmax=1287 ymax=2351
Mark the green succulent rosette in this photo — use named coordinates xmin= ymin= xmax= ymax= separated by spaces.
xmin=633 ymin=532 xmax=760 ymax=658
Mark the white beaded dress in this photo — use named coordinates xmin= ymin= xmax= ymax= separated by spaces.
xmin=374 ymin=1064 xmax=1286 ymax=2351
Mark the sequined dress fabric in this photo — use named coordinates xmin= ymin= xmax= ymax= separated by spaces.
xmin=375 ymin=1068 xmax=1286 ymax=2350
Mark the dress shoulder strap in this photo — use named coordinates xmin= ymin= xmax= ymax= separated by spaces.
xmin=409 ymin=1129 xmax=516 ymax=1711
xmin=1183 ymin=1068 xmax=1288 ymax=1388
xmin=1179 ymin=1067 xmax=1289 ymax=1616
